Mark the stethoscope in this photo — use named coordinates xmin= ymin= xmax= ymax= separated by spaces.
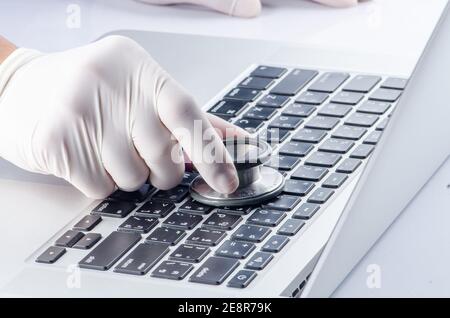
xmin=190 ymin=138 xmax=285 ymax=207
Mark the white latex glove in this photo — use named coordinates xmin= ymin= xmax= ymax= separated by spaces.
xmin=136 ymin=0 xmax=358 ymax=18
xmin=0 ymin=35 xmax=245 ymax=199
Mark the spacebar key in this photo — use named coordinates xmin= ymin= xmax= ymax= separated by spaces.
xmin=79 ymin=231 xmax=141 ymax=271
xmin=271 ymin=69 xmax=318 ymax=96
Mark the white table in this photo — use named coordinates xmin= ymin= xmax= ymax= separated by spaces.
xmin=0 ymin=0 xmax=449 ymax=297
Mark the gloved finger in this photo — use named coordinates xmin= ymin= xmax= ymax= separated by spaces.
xmin=157 ymin=78 xmax=239 ymax=194
xmin=312 ymin=0 xmax=358 ymax=7
xmin=206 ymin=113 xmax=249 ymax=139
xmin=136 ymin=0 xmax=262 ymax=18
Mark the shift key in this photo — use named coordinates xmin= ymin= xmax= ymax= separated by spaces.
xmin=79 ymin=231 xmax=141 ymax=271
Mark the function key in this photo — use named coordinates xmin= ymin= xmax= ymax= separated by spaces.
xmin=336 ymin=158 xmax=362 ymax=174
xmin=257 ymin=94 xmax=290 ymax=108
xmin=204 ymin=213 xmax=242 ymax=230
xmin=92 ymin=200 xmax=137 ymax=218
xmin=186 ymin=228 xmax=226 ymax=246
xmin=215 ymin=240 xmax=255 ymax=259
xmin=331 ymin=91 xmax=364 ymax=105
xmin=234 ymin=118 xmax=265 ymax=133
xmin=251 ymin=65 xmax=287 ymax=78
xmin=208 ymin=99 xmax=248 ymax=118
xmin=36 ymin=246 xmax=66 ymax=264
xmin=247 ymin=209 xmax=286 ymax=227
xmin=225 ymin=87 xmax=262 ymax=102
xmin=245 ymin=252 xmax=273 ymax=270
xmin=178 ymin=199 xmax=213 ymax=215
xmin=145 ymin=227 xmax=186 ymax=245
xmin=308 ymin=72 xmax=349 ymax=93
xmin=277 ymin=219 xmax=305 ymax=236
xmin=238 ymin=76 xmax=274 ymax=90
xmin=292 ymin=128 xmax=327 ymax=143
xmin=227 ymin=270 xmax=257 ymax=288
xmin=283 ymin=179 xmax=315 ymax=196
xmin=261 ymin=235 xmax=290 ymax=253
xmin=232 ymin=225 xmax=271 ymax=243
xmin=136 ymin=200 xmax=175 ymax=218
xmin=170 ymin=244 xmax=210 ymax=263
xmin=189 ymin=257 xmax=239 ymax=285
xmin=292 ymin=203 xmax=320 ymax=220
xmin=271 ymin=69 xmax=318 ymax=96
xmin=108 ymin=184 xmax=154 ymax=203
xmin=152 ymin=185 xmax=189 ymax=203
xmin=266 ymin=155 xmax=301 ymax=171
xmin=369 ymin=88 xmax=402 ymax=102
xmin=73 ymin=233 xmax=102 ymax=250
xmin=291 ymin=165 xmax=328 ymax=182
xmin=263 ymin=194 xmax=301 ymax=211
xmin=55 ymin=230 xmax=84 ymax=248
xmin=118 ymin=216 xmax=158 ymax=234
xmin=308 ymin=188 xmax=334 ymax=204
xmin=114 ymin=242 xmax=169 ymax=275
xmin=380 ymin=77 xmax=408 ymax=90
xmin=163 ymin=212 xmax=203 ymax=230
xmin=296 ymin=91 xmax=328 ymax=105
xmin=282 ymin=103 xmax=315 ymax=118
xmin=343 ymin=75 xmax=381 ymax=93
xmin=73 ymin=214 xmax=102 ymax=232
xmin=151 ymin=261 xmax=193 ymax=280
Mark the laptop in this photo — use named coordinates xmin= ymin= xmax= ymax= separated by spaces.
xmin=0 ymin=2 xmax=448 ymax=297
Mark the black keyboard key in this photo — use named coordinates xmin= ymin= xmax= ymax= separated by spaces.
xmin=108 ymin=184 xmax=154 ymax=203
xmin=217 ymin=206 xmax=254 ymax=215
xmin=73 ymin=215 xmax=102 ymax=231
xmin=305 ymin=116 xmax=339 ymax=130
xmin=331 ymin=91 xmax=364 ymax=105
xmin=279 ymin=141 xmax=313 ymax=157
xmin=92 ymin=200 xmax=136 ymax=218
xmin=208 ymin=99 xmax=248 ymax=118
xmin=257 ymin=94 xmax=290 ymax=108
xmin=251 ymin=65 xmax=287 ymax=78
xmin=263 ymin=194 xmax=301 ymax=211
xmin=350 ymin=144 xmax=375 ymax=159
xmin=215 ymin=240 xmax=255 ymax=259
xmin=259 ymin=128 xmax=290 ymax=143
xmin=292 ymin=203 xmax=320 ymax=220
xmin=323 ymin=173 xmax=348 ymax=189
xmin=247 ymin=209 xmax=286 ymax=227
xmin=283 ymin=179 xmax=314 ymax=196
xmin=204 ymin=213 xmax=242 ymax=230
xmin=357 ymin=101 xmax=391 ymax=115
xmin=232 ymin=225 xmax=271 ymax=243
xmin=36 ymin=246 xmax=66 ymax=264
xmin=245 ymin=252 xmax=273 ymax=270
xmin=343 ymin=75 xmax=381 ymax=93
xmin=296 ymin=91 xmax=328 ymax=105
xmin=332 ymin=125 xmax=367 ymax=140
xmin=190 ymin=257 xmax=239 ymax=285
xmin=118 ymin=216 xmax=158 ymax=234
xmin=336 ymin=158 xmax=362 ymax=173
xmin=152 ymin=186 xmax=189 ymax=203
xmin=271 ymin=69 xmax=318 ymax=96
xmin=239 ymin=76 xmax=274 ymax=90
xmin=376 ymin=118 xmax=389 ymax=131
xmin=345 ymin=113 xmax=379 ymax=127
xmin=305 ymin=152 xmax=341 ymax=168
xmin=369 ymin=88 xmax=402 ymax=102
xmin=114 ymin=242 xmax=169 ymax=275
xmin=179 ymin=199 xmax=213 ymax=215
xmin=364 ymin=130 xmax=383 ymax=145
xmin=186 ymin=228 xmax=226 ymax=246
xmin=234 ymin=118 xmax=265 ymax=133
xmin=292 ymin=128 xmax=327 ymax=143
xmin=261 ymin=235 xmax=290 ymax=253
xmin=163 ymin=212 xmax=203 ymax=230
xmin=151 ymin=261 xmax=193 ymax=280
xmin=381 ymin=77 xmax=408 ymax=90
xmin=308 ymin=188 xmax=334 ymax=204
xmin=180 ymin=171 xmax=199 ymax=186
xmin=282 ymin=103 xmax=315 ymax=117
xmin=266 ymin=155 xmax=301 ymax=171
xmin=319 ymin=138 xmax=354 ymax=154
xmin=55 ymin=230 xmax=84 ymax=248
xmin=243 ymin=106 xmax=277 ymax=120
xmin=291 ymin=166 xmax=328 ymax=181
xmin=308 ymin=72 xmax=349 ymax=93
xmin=79 ymin=231 xmax=141 ymax=271
xmin=73 ymin=233 xmax=102 ymax=249
xmin=269 ymin=115 xmax=303 ymax=130
xmin=318 ymin=103 xmax=352 ymax=118
xmin=225 ymin=87 xmax=262 ymax=102
xmin=277 ymin=219 xmax=305 ymax=236
xmin=136 ymin=200 xmax=175 ymax=218
xmin=170 ymin=244 xmax=210 ymax=263
xmin=228 ymin=270 xmax=257 ymax=288
xmin=145 ymin=227 xmax=185 ymax=245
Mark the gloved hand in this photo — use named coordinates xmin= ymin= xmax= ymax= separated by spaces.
xmin=0 ymin=35 xmax=245 ymax=199
xmin=136 ymin=0 xmax=359 ymax=18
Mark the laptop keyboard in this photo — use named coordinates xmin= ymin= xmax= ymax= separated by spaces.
xmin=35 ymin=65 xmax=407 ymax=289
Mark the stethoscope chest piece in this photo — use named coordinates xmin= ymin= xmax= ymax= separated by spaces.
xmin=189 ymin=138 xmax=285 ymax=207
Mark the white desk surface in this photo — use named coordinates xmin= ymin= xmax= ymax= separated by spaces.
xmin=1 ymin=0 xmax=449 ymax=297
